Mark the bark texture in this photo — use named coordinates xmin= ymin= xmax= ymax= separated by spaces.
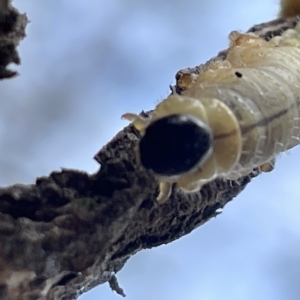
xmin=0 ymin=4 xmax=298 ymax=299
xmin=0 ymin=0 xmax=27 ymax=79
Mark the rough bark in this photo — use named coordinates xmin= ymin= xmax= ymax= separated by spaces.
xmin=0 ymin=0 xmax=27 ymax=79
xmin=0 ymin=3 xmax=298 ymax=299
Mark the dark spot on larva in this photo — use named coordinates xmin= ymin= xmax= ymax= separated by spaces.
xmin=235 ymin=71 xmax=243 ymax=78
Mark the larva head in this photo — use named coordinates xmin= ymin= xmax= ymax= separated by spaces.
xmin=138 ymin=114 xmax=213 ymax=178
xmin=122 ymin=94 xmax=242 ymax=203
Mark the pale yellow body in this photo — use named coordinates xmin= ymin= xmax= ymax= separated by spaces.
xmin=123 ymin=18 xmax=300 ymax=203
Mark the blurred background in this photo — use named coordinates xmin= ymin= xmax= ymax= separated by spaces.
xmin=3 ymin=0 xmax=300 ymax=299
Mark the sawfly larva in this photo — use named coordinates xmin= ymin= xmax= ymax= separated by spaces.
xmin=123 ymin=22 xmax=300 ymax=204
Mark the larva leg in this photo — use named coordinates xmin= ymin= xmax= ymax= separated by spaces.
xmin=176 ymin=72 xmax=199 ymax=90
xmin=156 ymin=182 xmax=172 ymax=204
xmin=226 ymin=168 xmax=253 ymax=180
xmin=290 ymin=117 xmax=300 ymax=145
xmin=122 ymin=113 xmax=149 ymax=133
xmin=259 ymin=159 xmax=275 ymax=173
xmin=177 ymin=180 xmax=202 ymax=193
xmin=229 ymin=31 xmax=270 ymax=48
xmin=252 ymin=135 xmax=267 ymax=163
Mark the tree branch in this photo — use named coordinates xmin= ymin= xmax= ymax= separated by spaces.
xmin=0 ymin=0 xmax=27 ymax=79
xmin=0 ymin=8 xmax=298 ymax=300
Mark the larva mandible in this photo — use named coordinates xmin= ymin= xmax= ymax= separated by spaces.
xmin=122 ymin=21 xmax=300 ymax=204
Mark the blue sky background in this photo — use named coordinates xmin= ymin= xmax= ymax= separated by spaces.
xmin=3 ymin=0 xmax=300 ymax=299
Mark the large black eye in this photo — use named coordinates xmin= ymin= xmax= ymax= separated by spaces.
xmin=139 ymin=114 xmax=212 ymax=176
